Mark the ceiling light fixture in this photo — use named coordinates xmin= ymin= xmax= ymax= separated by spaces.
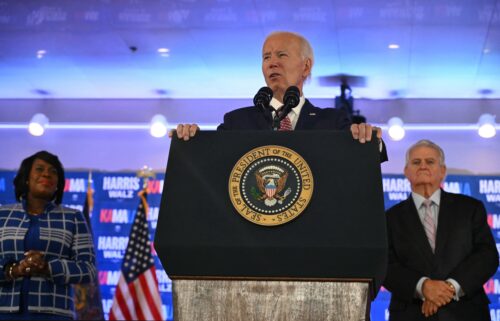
xmin=388 ymin=44 xmax=400 ymax=49
xmin=157 ymin=48 xmax=170 ymax=57
xmin=36 ymin=49 xmax=47 ymax=59
xmin=150 ymin=114 xmax=168 ymax=138
xmin=477 ymin=113 xmax=496 ymax=138
xmin=28 ymin=113 xmax=49 ymax=136
xmin=387 ymin=117 xmax=405 ymax=141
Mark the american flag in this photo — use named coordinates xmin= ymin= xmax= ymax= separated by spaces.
xmin=109 ymin=188 xmax=163 ymax=320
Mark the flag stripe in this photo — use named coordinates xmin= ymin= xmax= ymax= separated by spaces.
xmin=128 ymin=280 xmax=146 ymax=320
xmin=139 ymin=269 xmax=163 ymax=320
xmin=110 ymin=293 xmax=125 ymax=320
xmin=135 ymin=276 xmax=153 ymax=320
xmin=134 ymin=276 xmax=154 ymax=320
xmin=119 ymin=275 xmax=137 ymax=319
xmin=110 ymin=279 xmax=132 ymax=320
xmin=145 ymin=269 xmax=163 ymax=317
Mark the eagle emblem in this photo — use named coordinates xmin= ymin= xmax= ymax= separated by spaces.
xmin=255 ymin=165 xmax=292 ymax=206
xmin=229 ymin=145 xmax=314 ymax=226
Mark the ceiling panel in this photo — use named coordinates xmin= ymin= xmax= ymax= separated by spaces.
xmin=0 ymin=0 xmax=498 ymax=99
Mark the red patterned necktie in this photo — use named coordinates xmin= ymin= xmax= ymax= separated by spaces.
xmin=422 ymin=199 xmax=436 ymax=252
xmin=279 ymin=116 xmax=293 ymax=131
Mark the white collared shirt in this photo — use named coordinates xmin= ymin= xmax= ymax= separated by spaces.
xmin=269 ymin=96 xmax=306 ymax=130
xmin=412 ymin=189 xmax=441 ymax=230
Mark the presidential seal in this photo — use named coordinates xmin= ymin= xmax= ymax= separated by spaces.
xmin=229 ymin=145 xmax=314 ymax=226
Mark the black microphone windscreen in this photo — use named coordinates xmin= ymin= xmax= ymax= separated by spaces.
xmin=253 ymin=87 xmax=273 ymax=108
xmin=284 ymin=86 xmax=300 ymax=108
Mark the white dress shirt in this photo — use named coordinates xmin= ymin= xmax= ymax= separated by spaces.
xmin=269 ymin=96 xmax=306 ymax=130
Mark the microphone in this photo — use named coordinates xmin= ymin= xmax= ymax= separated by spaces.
xmin=272 ymin=86 xmax=300 ymax=130
xmin=283 ymin=86 xmax=300 ymax=110
xmin=253 ymin=87 xmax=273 ymax=112
xmin=278 ymin=86 xmax=300 ymax=121
xmin=254 ymin=87 xmax=274 ymax=129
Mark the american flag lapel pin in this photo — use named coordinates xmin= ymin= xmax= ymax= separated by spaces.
xmin=309 ymin=113 xmax=316 ymax=116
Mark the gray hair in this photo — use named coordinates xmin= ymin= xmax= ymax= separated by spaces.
xmin=405 ymin=139 xmax=446 ymax=166
xmin=264 ymin=31 xmax=314 ymax=77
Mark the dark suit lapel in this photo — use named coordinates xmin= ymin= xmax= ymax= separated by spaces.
xmin=434 ymin=190 xmax=453 ymax=256
xmin=403 ymin=197 xmax=435 ymax=263
xmin=251 ymin=109 xmax=273 ymax=130
xmin=295 ymin=100 xmax=318 ymax=130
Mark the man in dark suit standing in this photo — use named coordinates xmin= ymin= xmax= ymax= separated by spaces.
xmin=384 ymin=139 xmax=498 ymax=320
xmin=172 ymin=31 xmax=384 ymax=153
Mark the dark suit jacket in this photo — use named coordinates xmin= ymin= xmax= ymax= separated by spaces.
xmin=384 ymin=190 xmax=498 ymax=321
xmin=217 ymin=99 xmax=388 ymax=161
xmin=217 ymin=99 xmax=351 ymax=130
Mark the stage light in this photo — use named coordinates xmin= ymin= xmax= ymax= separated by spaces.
xmin=36 ymin=49 xmax=47 ymax=59
xmin=28 ymin=113 xmax=49 ymax=136
xmin=387 ymin=117 xmax=405 ymax=141
xmin=157 ymin=48 xmax=170 ymax=57
xmin=150 ymin=114 xmax=168 ymax=138
xmin=478 ymin=114 xmax=496 ymax=138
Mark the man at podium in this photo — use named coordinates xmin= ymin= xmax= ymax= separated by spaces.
xmin=161 ymin=31 xmax=389 ymax=321
xmin=170 ymin=31 xmax=387 ymax=161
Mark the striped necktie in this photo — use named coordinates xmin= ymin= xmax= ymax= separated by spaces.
xmin=279 ymin=116 xmax=293 ymax=131
xmin=422 ymin=199 xmax=436 ymax=252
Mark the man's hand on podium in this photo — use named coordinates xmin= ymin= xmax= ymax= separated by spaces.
xmin=170 ymin=122 xmax=383 ymax=145
xmin=169 ymin=124 xmax=199 ymax=141
xmin=350 ymin=123 xmax=382 ymax=144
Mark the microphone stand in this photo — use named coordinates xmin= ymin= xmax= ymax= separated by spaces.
xmin=272 ymin=112 xmax=281 ymax=130
xmin=272 ymin=105 xmax=281 ymax=130
xmin=263 ymin=105 xmax=276 ymax=130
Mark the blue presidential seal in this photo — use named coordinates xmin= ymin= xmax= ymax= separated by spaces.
xmin=229 ymin=145 xmax=313 ymax=226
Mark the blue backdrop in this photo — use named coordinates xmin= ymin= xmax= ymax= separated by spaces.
xmin=1 ymin=171 xmax=499 ymax=321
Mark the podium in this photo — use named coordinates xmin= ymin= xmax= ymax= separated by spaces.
xmin=155 ymin=131 xmax=387 ymax=321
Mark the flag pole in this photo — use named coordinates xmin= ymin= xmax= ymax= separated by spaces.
xmin=137 ymin=166 xmax=155 ymax=218
xmin=73 ymin=170 xmax=104 ymax=320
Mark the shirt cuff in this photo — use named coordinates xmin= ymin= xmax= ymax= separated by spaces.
xmin=446 ymin=278 xmax=463 ymax=301
xmin=416 ymin=277 xmax=429 ymax=300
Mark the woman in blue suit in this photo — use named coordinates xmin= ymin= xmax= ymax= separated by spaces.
xmin=0 ymin=151 xmax=96 ymax=320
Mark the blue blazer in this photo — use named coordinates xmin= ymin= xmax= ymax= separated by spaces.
xmin=0 ymin=202 xmax=96 ymax=318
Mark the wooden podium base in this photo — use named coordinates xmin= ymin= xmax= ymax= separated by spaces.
xmin=172 ymin=279 xmax=370 ymax=321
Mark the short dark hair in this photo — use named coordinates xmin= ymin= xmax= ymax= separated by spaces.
xmin=13 ymin=151 xmax=66 ymax=204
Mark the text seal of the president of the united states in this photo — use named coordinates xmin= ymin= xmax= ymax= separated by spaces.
xmin=229 ymin=145 xmax=314 ymax=226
